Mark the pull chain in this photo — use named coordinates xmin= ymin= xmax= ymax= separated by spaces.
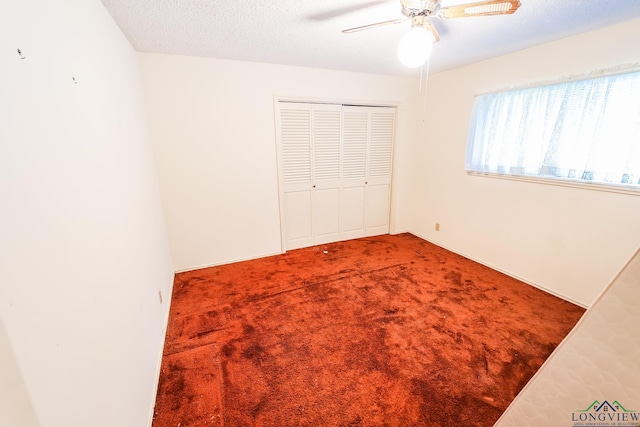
xmin=418 ymin=61 xmax=431 ymax=113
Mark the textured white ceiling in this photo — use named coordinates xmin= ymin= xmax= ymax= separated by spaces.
xmin=100 ymin=0 xmax=640 ymax=77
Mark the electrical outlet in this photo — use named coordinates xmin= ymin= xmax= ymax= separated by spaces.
xmin=158 ymin=290 xmax=163 ymax=304
xmin=435 ymin=223 xmax=440 ymax=231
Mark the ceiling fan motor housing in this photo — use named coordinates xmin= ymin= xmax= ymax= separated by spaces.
xmin=400 ymin=0 xmax=440 ymax=17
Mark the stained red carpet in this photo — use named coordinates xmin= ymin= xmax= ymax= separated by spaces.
xmin=152 ymin=233 xmax=584 ymax=426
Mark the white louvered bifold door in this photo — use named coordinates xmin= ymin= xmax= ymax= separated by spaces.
xmin=276 ymin=102 xmax=394 ymax=251
xmin=365 ymin=107 xmax=395 ymax=236
xmin=276 ymin=103 xmax=313 ymax=250
xmin=311 ymin=104 xmax=342 ymax=245
xmin=341 ymin=107 xmax=368 ymax=240
xmin=341 ymin=105 xmax=395 ymax=238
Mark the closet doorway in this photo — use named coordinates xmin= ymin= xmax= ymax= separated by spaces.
xmin=275 ymin=101 xmax=396 ymax=251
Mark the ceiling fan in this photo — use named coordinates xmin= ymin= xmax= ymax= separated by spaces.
xmin=342 ymin=0 xmax=521 ymax=67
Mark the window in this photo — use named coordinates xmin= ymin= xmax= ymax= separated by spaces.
xmin=466 ymin=70 xmax=640 ymax=192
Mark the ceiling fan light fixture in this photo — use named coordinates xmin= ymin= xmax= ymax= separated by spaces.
xmin=397 ymin=25 xmax=435 ymax=68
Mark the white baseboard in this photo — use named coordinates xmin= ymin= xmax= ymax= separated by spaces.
xmin=408 ymin=231 xmax=588 ymax=309
xmin=175 ymin=250 xmax=284 ymax=274
xmin=147 ymin=272 xmax=176 ymax=427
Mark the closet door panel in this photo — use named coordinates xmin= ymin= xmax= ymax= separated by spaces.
xmin=280 ymin=106 xmax=312 ymax=191
xmin=312 ymin=187 xmax=340 ymax=244
xmin=312 ymin=106 xmax=341 ymax=187
xmin=311 ymin=105 xmax=341 ymax=244
xmin=340 ymin=186 xmax=365 ymax=240
xmin=277 ymin=103 xmax=313 ymax=250
xmin=368 ymin=110 xmax=395 ymax=184
xmin=365 ymin=184 xmax=391 ymax=236
xmin=341 ymin=107 xmax=368 ymax=237
xmin=365 ymin=107 xmax=394 ymax=236
xmin=341 ymin=108 xmax=367 ymax=185
xmin=284 ymin=191 xmax=313 ymax=249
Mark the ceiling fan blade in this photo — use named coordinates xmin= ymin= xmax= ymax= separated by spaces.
xmin=342 ymin=18 xmax=408 ymax=33
xmin=437 ymin=0 xmax=520 ymax=19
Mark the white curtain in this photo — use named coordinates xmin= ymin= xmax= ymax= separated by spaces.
xmin=466 ymin=71 xmax=640 ymax=186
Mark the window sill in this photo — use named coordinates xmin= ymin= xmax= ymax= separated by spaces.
xmin=466 ymin=171 xmax=640 ymax=197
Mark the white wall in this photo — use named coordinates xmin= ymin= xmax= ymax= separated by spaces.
xmin=409 ymin=19 xmax=640 ymax=307
xmin=0 ymin=1 xmax=174 ymax=426
xmin=139 ymin=54 xmax=419 ymax=271
xmin=0 ymin=321 xmax=39 ymax=427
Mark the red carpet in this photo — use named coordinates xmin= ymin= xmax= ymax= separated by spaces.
xmin=152 ymin=233 xmax=584 ymax=426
